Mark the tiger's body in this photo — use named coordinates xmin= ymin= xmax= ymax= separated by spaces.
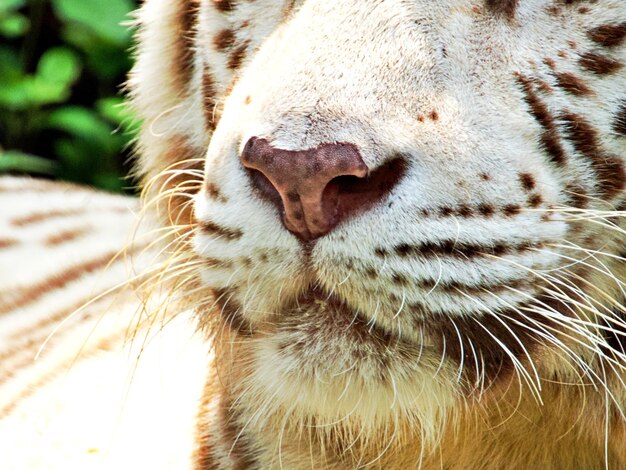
xmin=0 ymin=178 xmax=209 ymax=469
xmin=1 ymin=0 xmax=626 ymax=468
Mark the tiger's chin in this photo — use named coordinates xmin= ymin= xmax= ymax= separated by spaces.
xmin=214 ymin=286 xmax=460 ymax=443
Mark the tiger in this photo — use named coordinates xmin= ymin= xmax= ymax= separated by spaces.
xmin=1 ymin=0 xmax=625 ymax=468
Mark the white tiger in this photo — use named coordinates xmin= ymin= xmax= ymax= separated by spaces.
xmin=1 ymin=0 xmax=625 ymax=468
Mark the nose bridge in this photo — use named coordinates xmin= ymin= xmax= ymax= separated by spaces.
xmin=232 ymin=0 xmax=441 ymax=158
xmin=240 ymin=3 xmax=394 ymax=126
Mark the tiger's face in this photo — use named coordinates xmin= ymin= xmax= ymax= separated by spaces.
xmin=133 ymin=0 xmax=625 ymax=438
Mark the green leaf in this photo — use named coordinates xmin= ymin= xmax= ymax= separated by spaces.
xmin=0 ymin=45 xmax=24 ymax=83
xmin=0 ymin=77 xmax=69 ymax=109
xmin=0 ymin=150 xmax=57 ymax=174
xmin=96 ymin=97 xmax=130 ymax=125
xmin=52 ymin=0 xmax=134 ymax=46
xmin=94 ymin=172 xmax=124 ymax=192
xmin=0 ymin=13 xmax=29 ymax=38
xmin=0 ymin=0 xmax=24 ymax=15
xmin=0 ymin=49 xmax=81 ymax=109
xmin=45 ymin=106 xmax=112 ymax=143
xmin=37 ymin=47 xmax=81 ymax=85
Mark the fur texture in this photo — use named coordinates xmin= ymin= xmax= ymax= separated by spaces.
xmin=1 ymin=0 xmax=625 ymax=468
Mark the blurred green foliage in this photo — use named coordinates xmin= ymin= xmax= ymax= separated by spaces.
xmin=0 ymin=0 xmax=139 ymax=192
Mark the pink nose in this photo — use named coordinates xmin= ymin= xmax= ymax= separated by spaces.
xmin=240 ymin=137 xmax=404 ymax=241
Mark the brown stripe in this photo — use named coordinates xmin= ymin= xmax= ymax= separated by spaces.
xmin=519 ymin=173 xmax=536 ymax=191
xmin=11 ymin=206 xmax=128 ymax=227
xmin=213 ymin=0 xmax=236 ymax=13
xmin=211 ymin=288 xmax=253 ymax=337
xmin=420 ymin=203 xmax=538 ymax=219
xmin=419 ymin=303 xmax=550 ymax=388
xmin=12 ymin=208 xmax=86 ymax=226
xmin=559 ymin=111 xmax=625 ymax=199
xmin=202 ymin=67 xmax=218 ymax=132
xmin=600 ymin=301 xmax=626 ymax=359
xmin=0 ymin=330 xmax=126 ymax=419
xmin=0 ymin=238 xmax=18 ymax=249
xmin=204 ymin=180 xmax=228 ymax=203
xmin=554 ymin=71 xmax=594 ymax=96
xmin=44 ymin=226 xmax=91 ymax=247
xmin=564 ymin=182 xmax=589 ymax=209
xmin=578 ymin=52 xmax=623 ymax=75
xmin=0 ymin=247 xmax=132 ymax=315
xmin=0 ymin=296 xmax=113 ymax=375
xmin=485 ymin=0 xmax=518 ymax=19
xmin=418 ymin=278 xmax=532 ymax=296
xmin=155 ymin=138 xmax=205 ymax=228
xmin=213 ymin=28 xmax=236 ymax=51
xmin=380 ymin=239 xmax=542 ymax=261
xmin=172 ymin=0 xmax=200 ymax=90
xmin=218 ymin=396 xmax=259 ymax=469
xmin=614 ymin=102 xmax=626 ymax=136
xmin=515 ymin=73 xmax=567 ymax=166
xmin=193 ymin=378 xmax=218 ymax=470
xmin=204 ymin=257 xmax=234 ymax=270
xmin=199 ymin=220 xmax=243 ymax=241
xmin=587 ymin=23 xmax=626 ymax=48
xmin=227 ymin=41 xmax=250 ymax=70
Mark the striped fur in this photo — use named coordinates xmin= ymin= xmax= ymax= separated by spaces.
xmin=2 ymin=0 xmax=626 ymax=468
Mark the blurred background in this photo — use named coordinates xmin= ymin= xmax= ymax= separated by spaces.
xmin=0 ymin=0 xmax=139 ymax=193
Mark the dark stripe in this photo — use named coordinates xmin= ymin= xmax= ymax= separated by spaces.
xmin=587 ymin=23 xmax=626 ymax=48
xmin=11 ymin=206 xmax=127 ymax=227
xmin=227 ymin=41 xmax=250 ymax=70
xmin=559 ymin=111 xmax=625 ymax=199
xmin=204 ymin=180 xmax=228 ymax=203
xmin=564 ymin=182 xmax=589 ymax=209
xmin=12 ymin=208 xmax=85 ymax=226
xmin=600 ymin=301 xmax=626 ymax=359
xmin=202 ymin=67 xmax=218 ymax=132
xmin=485 ymin=0 xmax=518 ymax=19
xmin=554 ymin=71 xmax=593 ymax=96
xmin=213 ymin=0 xmax=236 ymax=12
xmin=156 ymin=138 xmax=205 ymax=227
xmin=420 ymin=203 xmax=539 ymax=219
xmin=204 ymin=257 xmax=233 ymax=269
xmin=380 ymin=239 xmax=541 ymax=260
xmin=515 ymin=73 xmax=567 ymax=166
xmin=212 ymin=288 xmax=254 ymax=337
xmin=0 ymin=246 xmax=138 ymax=315
xmin=218 ymin=396 xmax=259 ymax=470
xmin=0 ymin=293 xmax=118 ymax=371
xmin=0 ymin=238 xmax=18 ymax=249
xmin=44 ymin=226 xmax=91 ymax=247
xmin=578 ymin=52 xmax=623 ymax=75
xmin=418 ymin=278 xmax=532 ymax=296
xmin=213 ymin=28 xmax=236 ymax=51
xmin=519 ymin=173 xmax=536 ymax=191
xmin=614 ymin=102 xmax=626 ymax=136
xmin=0 ymin=330 xmax=126 ymax=419
xmin=172 ymin=0 xmax=200 ymax=90
xmin=193 ymin=377 xmax=218 ymax=470
xmin=419 ymin=304 xmax=550 ymax=388
xmin=199 ymin=220 xmax=243 ymax=241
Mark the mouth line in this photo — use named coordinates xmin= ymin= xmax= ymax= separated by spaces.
xmin=291 ymin=286 xmax=421 ymax=347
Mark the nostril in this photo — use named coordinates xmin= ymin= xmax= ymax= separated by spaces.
xmin=331 ymin=157 xmax=407 ymax=221
xmin=247 ymin=167 xmax=283 ymax=208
